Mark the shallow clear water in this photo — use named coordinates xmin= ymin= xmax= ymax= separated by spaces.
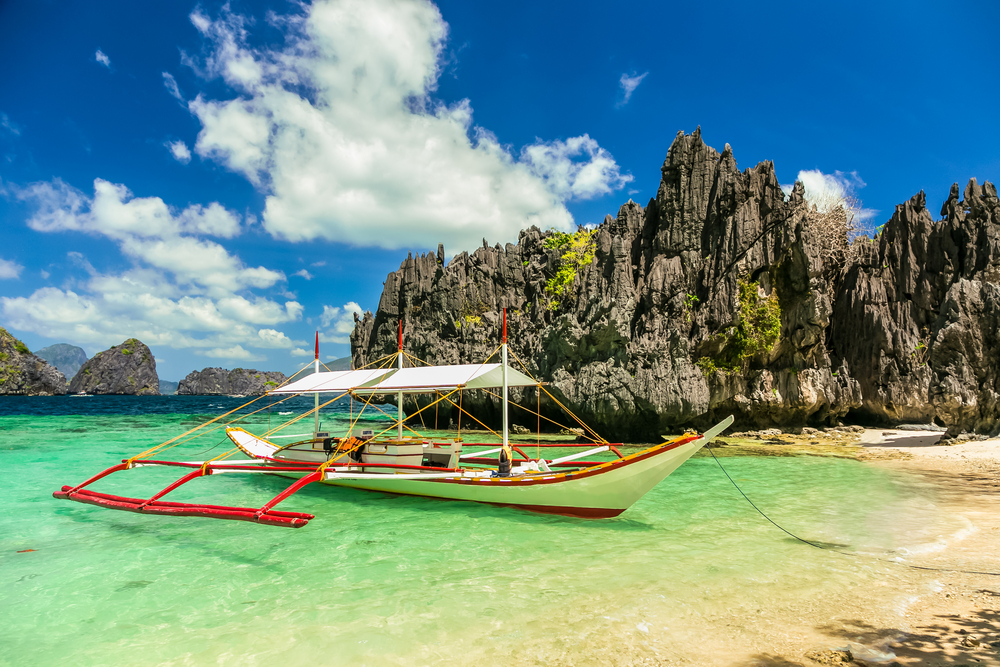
xmin=0 ymin=397 xmax=964 ymax=665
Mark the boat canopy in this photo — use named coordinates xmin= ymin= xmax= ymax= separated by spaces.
xmin=271 ymin=363 xmax=537 ymax=395
xmin=269 ymin=368 xmax=393 ymax=394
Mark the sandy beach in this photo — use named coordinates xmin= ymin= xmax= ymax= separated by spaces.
xmin=711 ymin=429 xmax=1000 ymax=666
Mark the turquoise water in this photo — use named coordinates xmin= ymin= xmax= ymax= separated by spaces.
xmin=0 ymin=398 xmax=964 ymax=665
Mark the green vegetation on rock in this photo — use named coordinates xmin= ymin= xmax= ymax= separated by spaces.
xmin=697 ymin=277 xmax=781 ymax=375
xmin=544 ymin=228 xmax=597 ymax=311
xmin=459 ymin=300 xmax=488 ymax=327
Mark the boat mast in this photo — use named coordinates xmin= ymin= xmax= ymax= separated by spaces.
xmin=314 ymin=331 xmax=320 ymax=435
xmin=397 ymin=319 xmax=404 ymax=440
xmin=502 ymin=308 xmax=508 ymax=451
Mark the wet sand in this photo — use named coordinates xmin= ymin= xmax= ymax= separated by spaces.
xmin=714 ymin=429 xmax=1000 ymax=666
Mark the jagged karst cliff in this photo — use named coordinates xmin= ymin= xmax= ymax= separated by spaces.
xmin=35 ymin=344 xmax=88 ymax=380
xmin=352 ymin=129 xmax=999 ymax=440
xmin=0 ymin=327 xmax=67 ymax=396
xmin=177 ymin=368 xmax=287 ymax=395
xmin=69 ymin=338 xmax=159 ymax=395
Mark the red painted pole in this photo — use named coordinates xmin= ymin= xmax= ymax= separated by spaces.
xmin=502 ymin=308 xmax=507 ymax=343
xmin=398 ymin=319 xmax=403 ymax=350
xmin=314 ymin=330 xmax=319 ymax=360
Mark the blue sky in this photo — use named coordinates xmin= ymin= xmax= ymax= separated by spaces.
xmin=1 ymin=0 xmax=998 ymax=381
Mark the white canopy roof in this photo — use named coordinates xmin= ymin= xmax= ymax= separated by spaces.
xmin=269 ymin=368 xmax=394 ymax=394
xmin=271 ymin=363 xmax=537 ymax=395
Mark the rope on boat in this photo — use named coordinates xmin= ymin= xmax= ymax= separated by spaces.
xmin=367 ymin=388 xmax=462 ymax=441
xmin=705 ymin=444 xmax=1000 ymax=577
xmin=506 ymin=347 xmax=607 ymax=445
xmin=477 ymin=387 xmax=601 ymax=444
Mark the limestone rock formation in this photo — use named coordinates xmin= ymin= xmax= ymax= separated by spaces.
xmin=176 ymin=368 xmax=287 ymax=395
xmin=352 ymin=129 xmax=999 ymax=440
xmin=34 ymin=344 xmax=88 ymax=380
xmin=831 ymin=181 xmax=1000 ymax=435
xmin=69 ymin=338 xmax=159 ymax=395
xmin=0 ymin=327 xmax=67 ymax=395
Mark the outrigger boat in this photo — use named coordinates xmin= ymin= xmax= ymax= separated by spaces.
xmin=54 ymin=313 xmax=733 ymax=528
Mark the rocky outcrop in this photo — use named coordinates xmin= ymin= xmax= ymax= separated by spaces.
xmin=69 ymin=338 xmax=159 ymax=395
xmin=831 ymin=180 xmax=1000 ymax=435
xmin=352 ymin=129 xmax=999 ymax=440
xmin=35 ymin=344 xmax=88 ymax=380
xmin=0 ymin=327 xmax=67 ymax=395
xmin=159 ymin=380 xmax=179 ymax=395
xmin=176 ymin=368 xmax=287 ymax=395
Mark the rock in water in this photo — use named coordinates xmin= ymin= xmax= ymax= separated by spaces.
xmin=351 ymin=129 xmax=1000 ymax=439
xmin=159 ymin=380 xmax=179 ymax=395
xmin=34 ymin=343 xmax=89 ymax=379
xmin=69 ymin=339 xmax=159 ymax=395
xmin=0 ymin=327 xmax=67 ymax=395
xmin=176 ymin=368 xmax=287 ymax=395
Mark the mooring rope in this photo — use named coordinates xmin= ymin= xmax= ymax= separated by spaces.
xmin=706 ymin=444 xmax=1000 ymax=577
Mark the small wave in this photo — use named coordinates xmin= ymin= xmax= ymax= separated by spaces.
xmin=894 ymin=516 xmax=977 ymax=556
xmin=278 ymin=411 xmax=293 ymax=415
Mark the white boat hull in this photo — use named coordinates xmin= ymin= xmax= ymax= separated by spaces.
xmin=227 ymin=416 xmax=734 ymax=518
xmin=323 ymin=435 xmax=707 ymax=517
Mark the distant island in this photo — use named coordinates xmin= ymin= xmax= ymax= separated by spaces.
xmin=177 ymin=368 xmax=287 ymax=395
xmin=35 ymin=344 xmax=88 ymax=380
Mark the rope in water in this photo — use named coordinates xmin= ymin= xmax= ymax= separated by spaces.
xmin=705 ymin=443 xmax=1000 ymax=577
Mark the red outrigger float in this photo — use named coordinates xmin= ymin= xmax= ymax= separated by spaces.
xmin=55 ymin=314 xmax=733 ymax=527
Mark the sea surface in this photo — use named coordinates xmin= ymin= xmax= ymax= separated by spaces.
xmin=0 ymin=396 xmax=967 ymax=665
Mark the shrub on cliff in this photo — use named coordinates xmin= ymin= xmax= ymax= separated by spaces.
xmin=698 ymin=278 xmax=781 ymax=374
xmin=544 ymin=228 xmax=597 ymax=311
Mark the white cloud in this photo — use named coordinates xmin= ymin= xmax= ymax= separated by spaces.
xmin=319 ymin=301 xmax=362 ymax=344
xmin=4 ymin=179 xmax=302 ymax=353
xmin=166 ymin=140 xmax=192 ymax=164
xmin=293 ymin=269 xmax=313 ymax=280
xmin=22 ymin=177 xmax=242 ymax=240
xmin=198 ymin=344 xmax=265 ymax=362
xmin=95 ymin=49 xmax=111 ymax=68
xmin=40 ymin=269 xmax=50 ymax=279
xmin=256 ymin=327 xmax=298 ymax=348
xmin=0 ymin=258 xmax=23 ymax=279
xmin=183 ymin=0 xmax=631 ymax=252
xmin=618 ymin=71 xmax=647 ymax=106
xmin=520 ymin=135 xmax=633 ymax=200
xmin=783 ymin=169 xmax=879 ymax=224
xmin=162 ymin=72 xmax=183 ymax=101
xmin=290 ymin=347 xmax=314 ymax=357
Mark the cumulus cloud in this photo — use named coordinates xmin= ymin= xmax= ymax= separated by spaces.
xmin=183 ymin=0 xmax=630 ymax=251
xmin=319 ymin=301 xmax=363 ymax=344
xmin=256 ymin=327 xmax=298 ymax=348
xmin=0 ymin=258 xmax=23 ymax=279
xmin=293 ymin=269 xmax=313 ymax=280
xmin=617 ymin=71 xmax=647 ymax=106
xmin=3 ymin=178 xmax=302 ymax=356
xmin=290 ymin=347 xmax=314 ymax=357
xmin=95 ymin=49 xmax=111 ymax=68
xmin=520 ymin=135 xmax=633 ymax=200
xmin=783 ymin=169 xmax=879 ymax=224
xmin=166 ymin=139 xmax=192 ymax=163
